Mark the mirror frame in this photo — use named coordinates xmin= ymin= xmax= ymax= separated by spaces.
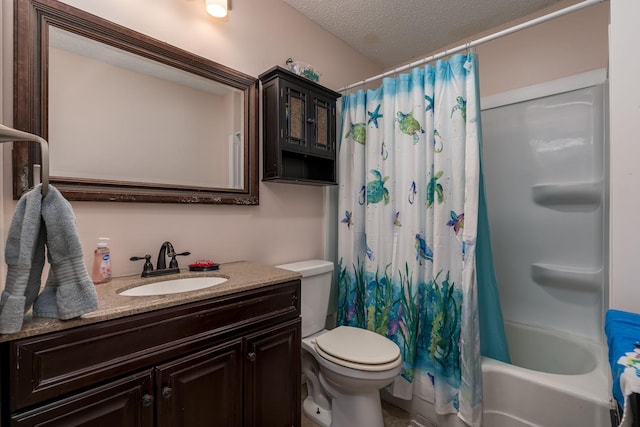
xmin=13 ymin=0 xmax=259 ymax=205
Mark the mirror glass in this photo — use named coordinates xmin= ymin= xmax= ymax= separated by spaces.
xmin=13 ymin=0 xmax=259 ymax=204
xmin=49 ymin=27 xmax=245 ymax=189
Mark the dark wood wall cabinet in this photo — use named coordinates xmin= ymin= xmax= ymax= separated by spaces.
xmin=260 ymin=67 xmax=341 ymax=185
xmin=0 ymin=280 xmax=301 ymax=427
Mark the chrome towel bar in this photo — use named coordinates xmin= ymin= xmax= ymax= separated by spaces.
xmin=0 ymin=124 xmax=49 ymax=196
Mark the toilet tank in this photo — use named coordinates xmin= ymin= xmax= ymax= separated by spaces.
xmin=276 ymin=260 xmax=334 ymax=338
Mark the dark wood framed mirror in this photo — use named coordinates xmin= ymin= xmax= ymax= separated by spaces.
xmin=13 ymin=0 xmax=259 ymax=204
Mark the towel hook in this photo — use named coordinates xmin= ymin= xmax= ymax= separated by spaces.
xmin=0 ymin=123 xmax=49 ymax=196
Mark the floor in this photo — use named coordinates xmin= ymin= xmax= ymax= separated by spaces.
xmin=301 ymin=385 xmax=433 ymax=427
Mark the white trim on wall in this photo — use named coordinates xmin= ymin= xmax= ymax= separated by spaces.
xmin=0 ymin=1 xmax=8 ymax=284
xmin=608 ymin=0 xmax=640 ymax=313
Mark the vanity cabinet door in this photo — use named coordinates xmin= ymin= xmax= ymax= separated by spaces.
xmin=11 ymin=370 xmax=154 ymax=427
xmin=244 ymin=318 xmax=301 ymax=427
xmin=155 ymin=339 xmax=243 ymax=427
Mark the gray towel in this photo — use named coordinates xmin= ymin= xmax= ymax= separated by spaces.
xmin=0 ymin=184 xmax=98 ymax=334
xmin=0 ymin=185 xmax=46 ymax=334
xmin=33 ymin=185 xmax=98 ymax=319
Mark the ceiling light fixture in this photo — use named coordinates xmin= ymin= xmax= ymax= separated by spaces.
xmin=205 ymin=0 xmax=229 ymax=18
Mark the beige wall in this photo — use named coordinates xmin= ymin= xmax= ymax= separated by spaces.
xmin=399 ymin=0 xmax=609 ymax=97
xmin=0 ymin=0 xmax=382 ymax=279
xmin=2 ymin=0 xmax=629 ymax=315
xmin=475 ymin=0 xmax=608 ymax=96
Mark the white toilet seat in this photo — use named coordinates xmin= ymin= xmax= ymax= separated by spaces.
xmin=312 ymin=326 xmax=401 ymax=372
xmin=315 ymin=344 xmax=401 ymax=371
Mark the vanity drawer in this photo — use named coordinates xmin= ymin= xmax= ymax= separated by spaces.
xmin=8 ymin=280 xmax=300 ymax=411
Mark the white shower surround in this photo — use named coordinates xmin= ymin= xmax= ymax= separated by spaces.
xmin=384 ymin=69 xmax=611 ymax=427
xmin=481 ymin=68 xmax=608 ymax=341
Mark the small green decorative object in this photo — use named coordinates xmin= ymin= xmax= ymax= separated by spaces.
xmin=285 ymin=58 xmax=320 ymax=82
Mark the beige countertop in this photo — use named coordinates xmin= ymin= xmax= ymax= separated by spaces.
xmin=0 ymin=261 xmax=301 ymax=343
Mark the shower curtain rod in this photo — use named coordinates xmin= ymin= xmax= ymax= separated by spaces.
xmin=338 ymin=0 xmax=604 ymax=92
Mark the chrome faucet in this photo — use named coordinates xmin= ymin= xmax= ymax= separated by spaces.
xmin=130 ymin=241 xmax=190 ymax=278
xmin=157 ymin=241 xmax=175 ymax=270
xmin=157 ymin=241 xmax=191 ymax=271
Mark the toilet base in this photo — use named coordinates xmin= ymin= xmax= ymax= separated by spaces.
xmin=327 ymin=389 xmax=384 ymax=427
xmin=304 ymin=386 xmax=385 ymax=427
xmin=303 ymin=395 xmax=331 ymax=427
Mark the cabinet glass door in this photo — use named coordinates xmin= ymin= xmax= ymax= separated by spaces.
xmin=311 ymin=95 xmax=334 ymax=154
xmin=284 ymin=85 xmax=308 ymax=149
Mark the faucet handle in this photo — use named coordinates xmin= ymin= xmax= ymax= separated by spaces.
xmin=168 ymin=251 xmax=191 ymax=269
xmin=130 ymin=255 xmax=153 ymax=275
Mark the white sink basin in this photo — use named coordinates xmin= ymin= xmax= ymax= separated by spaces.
xmin=119 ymin=277 xmax=228 ymax=296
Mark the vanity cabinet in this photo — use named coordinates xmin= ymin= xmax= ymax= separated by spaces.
xmin=10 ymin=370 xmax=155 ymax=426
xmin=260 ymin=66 xmax=340 ymax=185
xmin=1 ymin=280 xmax=301 ymax=427
xmin=155 ymin=339 xmax=243 ymax=426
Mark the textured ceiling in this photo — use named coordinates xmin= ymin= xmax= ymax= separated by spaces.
xmin=282 ymin=0 xmax=566 ymax=68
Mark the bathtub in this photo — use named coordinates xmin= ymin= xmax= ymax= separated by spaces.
xmin=384 ymin=320 xmax=614 ymax=427
xmin=482 ymin=321 xmax=613 ymax=427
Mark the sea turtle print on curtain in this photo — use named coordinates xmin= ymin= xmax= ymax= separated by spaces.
xmin=337 ymin=53 xmax=482 ymax=427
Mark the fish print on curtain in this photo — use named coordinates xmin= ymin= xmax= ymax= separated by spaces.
xmin=337 ymin=53 xmax=482 ymax=427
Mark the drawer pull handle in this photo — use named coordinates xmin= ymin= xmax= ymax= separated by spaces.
xmin=162 ymin=386 xmax=173 ymax=399
xmin=248 ymin=352 xmax=256 ymax=362
xmin=142 ymin=394 xmax=154 ymax=407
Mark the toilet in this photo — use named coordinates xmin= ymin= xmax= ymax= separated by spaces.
xmin=276 ymin=260 xmax=402 ymax=427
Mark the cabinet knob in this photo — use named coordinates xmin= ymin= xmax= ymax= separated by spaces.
xmin=306 ymin=118 xmax=316 ymax=124
xmin=247 ymin=352 xmax=256 ymax=362
xmin=141 ymin=394 xmax=154 ymax=407
xmin=161 ymin=386 xmax=173 ymax=399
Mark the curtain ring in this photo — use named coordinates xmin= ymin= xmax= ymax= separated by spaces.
xmin=466 ymin=41 xmax=474 ymax=55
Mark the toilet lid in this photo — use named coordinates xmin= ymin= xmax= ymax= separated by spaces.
xmin=314 ymin=326 xmax=400 ymax=366
xmin=314 ymin=345 xmax=401 ymax=372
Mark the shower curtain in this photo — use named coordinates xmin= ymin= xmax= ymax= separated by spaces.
xmin=337 ymin=53 xmax=495 ymax=427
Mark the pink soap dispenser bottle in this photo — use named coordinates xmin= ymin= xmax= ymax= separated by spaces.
xmin=92 ymin=237 xmax=112 ymax=284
